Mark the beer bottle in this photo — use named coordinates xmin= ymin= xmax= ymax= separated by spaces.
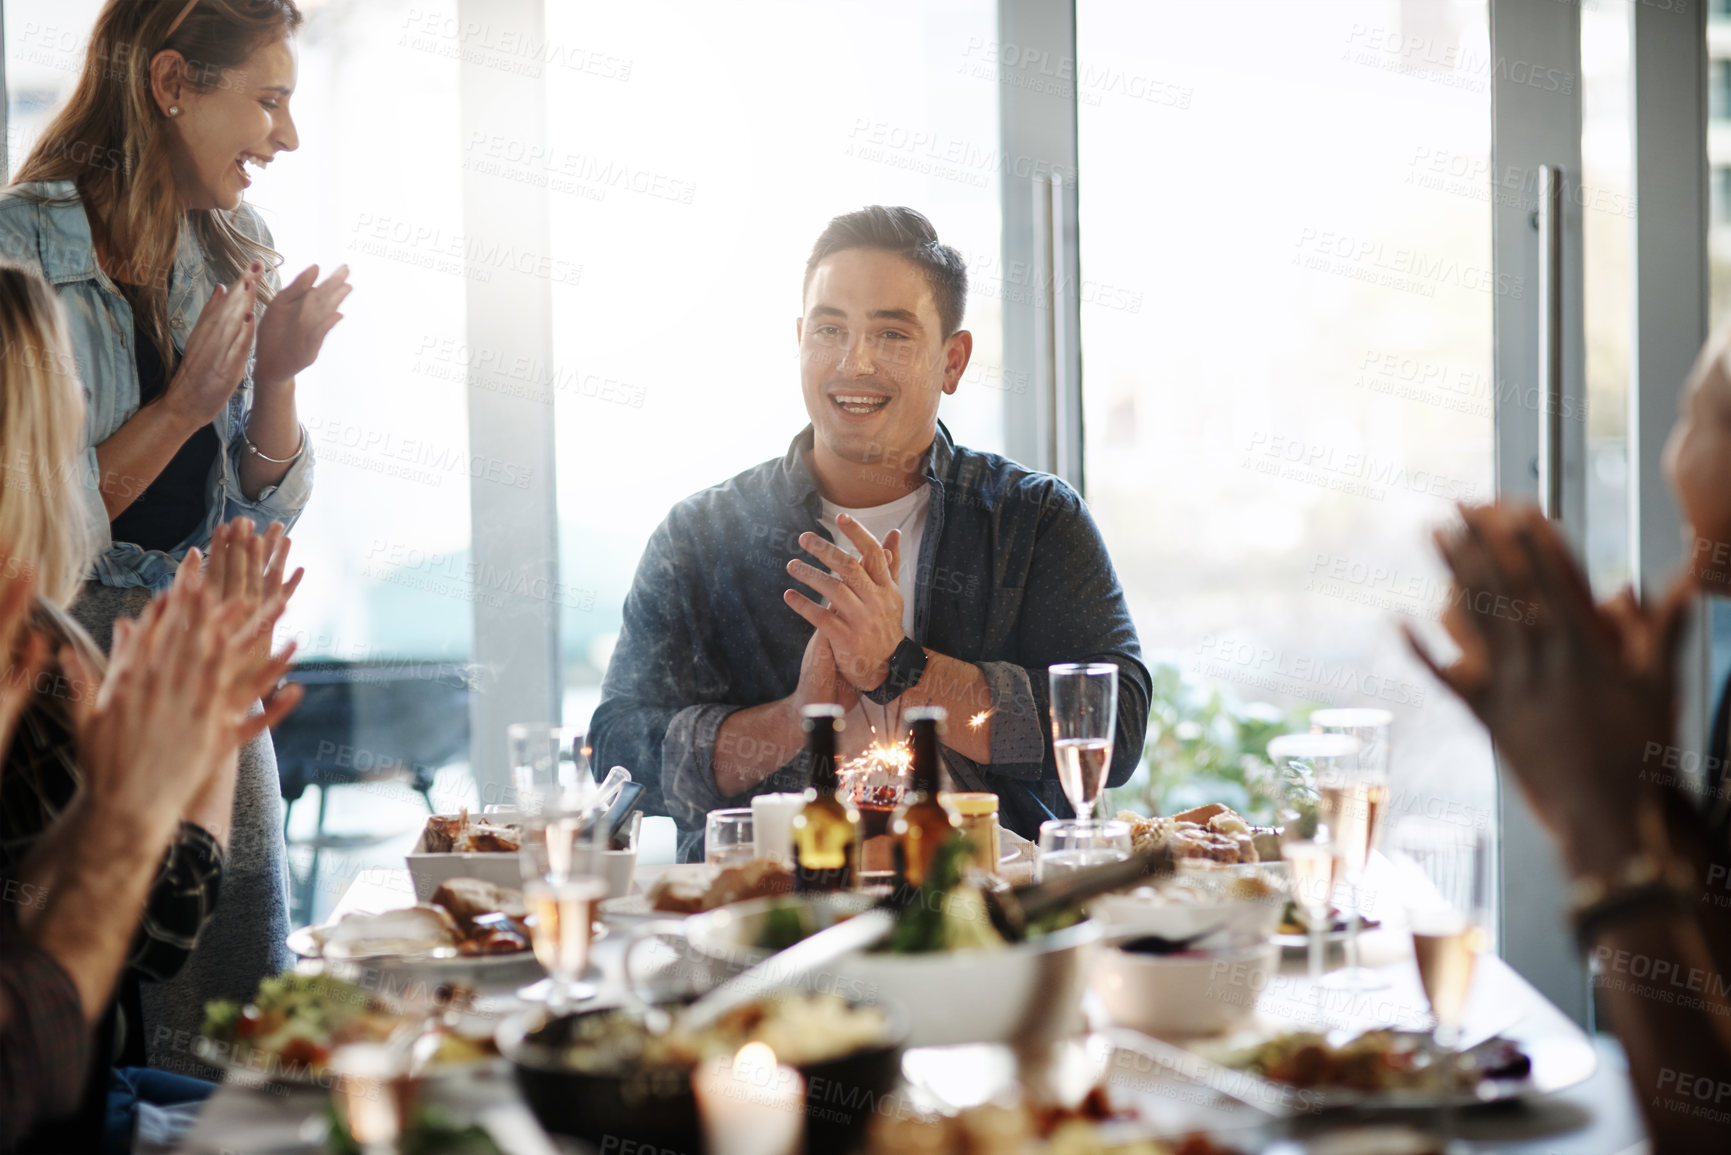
xmin=791 ymin=704 xmax=860 ymax=892
xmin=891 ymin=707 xmax=958 ymax=889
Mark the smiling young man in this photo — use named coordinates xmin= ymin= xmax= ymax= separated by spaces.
xmin=590 ymin=206 xmax=1149 ymax=861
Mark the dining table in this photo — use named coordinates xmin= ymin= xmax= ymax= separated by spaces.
xmin=169 ymin=854 xmax=1651 ymax=1155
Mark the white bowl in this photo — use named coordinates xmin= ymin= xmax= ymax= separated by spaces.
xmin=679 ymin=895 xmax=1100 ymax=1047
xmin=406 ymin=809 xmax=640 ymax=901
xmin=1090 ymin=935 xmax=1280 ymax=1038
xmin=1089 ymin=867 xmax=1286 ymax=945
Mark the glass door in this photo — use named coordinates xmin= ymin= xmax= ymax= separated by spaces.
xmin=1075 ymin=0 xmax=1498 ymax=860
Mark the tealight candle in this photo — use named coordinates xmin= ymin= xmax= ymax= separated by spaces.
xmin=694 ymin=1042 xmax=805 ymax=1155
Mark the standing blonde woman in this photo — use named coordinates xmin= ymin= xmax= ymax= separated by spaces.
xmin=0 ymin=0 xmax=347 ymax=1076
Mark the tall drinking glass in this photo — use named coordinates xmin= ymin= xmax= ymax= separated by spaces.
xmin=1266 ymin=732 xmax=1363 ymax=1002
xmin=1308 ymin=723 xmax=1390 ymax=993
xmin=509 ymin=724 xmax=605 ymax=1009
xmin=1391 ymin=819 xmax=1490 ymax=1152
xmin=1048 ymin=663 xmax=1119 ymax=826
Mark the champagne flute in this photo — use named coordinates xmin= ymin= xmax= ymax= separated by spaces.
xmin=1299 ymin=720 xmax=1390 ymax=993
xmin=1048 ymin=663 xmax=1119 ymax=827
xmin=1391 ymin=819 xmax=1490 ymax=1152
xmin=509 ymin=723 xmax=605 ymax=1009
xmin=1267 ymin=733 xmax=1362 ymax=1002
xmin=1281 ymin=834 xmax=1338 ymax=1018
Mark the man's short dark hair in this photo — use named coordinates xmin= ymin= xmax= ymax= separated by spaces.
xmin=804 ymin=206 xmax=968 ymax=337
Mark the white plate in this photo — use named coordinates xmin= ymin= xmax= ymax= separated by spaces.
xmin=1180 ymin=1028 xmax=1594 ymax=1111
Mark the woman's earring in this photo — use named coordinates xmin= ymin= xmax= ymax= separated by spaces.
xmin=168 ymin=106 xmax=180 ymax=117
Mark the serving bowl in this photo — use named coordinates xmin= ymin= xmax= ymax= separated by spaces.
xmin=1090 ymin=934 xmax=1280 ymax=1037
xmin=1088 ymin=863 xmax=1286 ymax=946
xmin=406 ymin=808 xmax=640 ymax=901
xmin=677 ymin=894 xmax=1101 ymax=1047
xmin=498 ymin=996 xmax=908 ymax=1154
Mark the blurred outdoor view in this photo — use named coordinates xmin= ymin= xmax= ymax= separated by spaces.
xmin=5 ymin=0 xmax=1726 ymax=925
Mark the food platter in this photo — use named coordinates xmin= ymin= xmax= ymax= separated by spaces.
xmin=1164 ymin=1025 xmax=1597 ymax=1111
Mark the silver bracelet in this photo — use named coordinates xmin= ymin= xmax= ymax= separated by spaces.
xmin=243 ymin=421 xmax=307 ymax=465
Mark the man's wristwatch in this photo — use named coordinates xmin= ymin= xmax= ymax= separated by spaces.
xmin=864 ymin=638 xmax=928 ymax=705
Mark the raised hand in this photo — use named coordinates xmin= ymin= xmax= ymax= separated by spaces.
xmin=253 ymin=264 xmax=351 ymax=391
xmin=178 ymin=517 xmax=304 ymax=665
xmin=1404 ymin=504 xmax=1691 ymax=865
xmin=785 ymin=515 xmax=905 ymax=692
xmin=161 ymin=272 xmax=258 ymax=428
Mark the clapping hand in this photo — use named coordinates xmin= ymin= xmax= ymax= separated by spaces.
xmin=1404 ymin=504 xmax=1691 ymax=864
xmin=59 ymin=576 xmax=301 ymax=833
xmin=785 ymin=515 xmax=905 ymax=693
xmin=180 ymin=518 xmax=304 ymax=664
xmin=162 ymin=273 xmax=258 ymax=428
xmin=253 ymin=264 xmax=351 ymax=391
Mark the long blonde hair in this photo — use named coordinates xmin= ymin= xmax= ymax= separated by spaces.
xmin=0 ymin=263 xmax=97 ymax=608
xmin=11 ymin=0 xmax=303 ymax=365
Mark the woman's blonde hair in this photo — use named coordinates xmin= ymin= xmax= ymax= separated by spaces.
xmin=0 ymin=263 xmax=97 ymax=608
xmin=11 ymin=0 xmax=303 ymax=365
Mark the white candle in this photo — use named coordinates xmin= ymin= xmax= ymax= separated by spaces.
xmin=694 ymin=1042 xmax=805 ymax=1155
xmin=750 ymin=793 xmax=807 ymax=865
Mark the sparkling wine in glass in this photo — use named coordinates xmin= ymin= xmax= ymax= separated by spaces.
xmin=1315 ymin=765 xmax=1389 ymax=993
xmin=1392 ymin=819 xmax=1491 ymax=1153
xmin=1281 ymin=837 xmax=1338 ymax=1016
xmin=1049 ymin=663 xmax=1118 ymax=825
xmin=524 ymin=875 xmax=606 ymax=1012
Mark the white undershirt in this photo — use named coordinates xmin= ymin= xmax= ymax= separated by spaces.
xmin=818 ymin=484 xmax=931 ymax=639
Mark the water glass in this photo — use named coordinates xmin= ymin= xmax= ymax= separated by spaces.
xmin=1036 ymin=818 xmax=1131 ymax=881
xmin=1048 ymin=663 xmax=1119 ymax=824
xmin=705 ymin=808 xmax=756 ymax=866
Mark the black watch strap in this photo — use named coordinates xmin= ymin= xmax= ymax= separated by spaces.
xmin=864 ymin=638 xmax=928 ymax=704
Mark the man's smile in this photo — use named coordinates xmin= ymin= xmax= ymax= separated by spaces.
xmin=830 ymin=391 xmax=891 ymax=417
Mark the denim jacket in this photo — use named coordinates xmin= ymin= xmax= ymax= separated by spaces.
xmin=589 ymin=422 xmax=1151 ymax=862
xmin=0 ymin=181 xmax=314 ymax=589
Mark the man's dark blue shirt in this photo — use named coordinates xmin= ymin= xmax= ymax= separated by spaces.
xmin=590 ymin=423 xmax=1150 ymax=862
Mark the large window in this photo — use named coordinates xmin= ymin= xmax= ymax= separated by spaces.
xmin=1076 ymin=0 xmax=1497 ymax=836
xmin=541 ymin=0 xmax=1008 ymax=727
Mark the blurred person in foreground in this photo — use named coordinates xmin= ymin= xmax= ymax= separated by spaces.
xmin=0 ymin=262 xmax=303 ymax=1152
xmin=591 ymin=206 xmax=1148 ymax=860
xmin=1408 ymin=322 xmax=1731 ymax=1153
xmin=0 ymin=0 xmax=349 ymax=1062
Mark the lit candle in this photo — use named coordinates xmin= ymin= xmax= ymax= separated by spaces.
xmin=694 ymin=1042 xmax=805 ymax=1155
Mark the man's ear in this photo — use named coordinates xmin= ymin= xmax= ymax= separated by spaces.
xmin=795 ymin=316 xmax=804 ymax=345
xmin=150 ymin=50 xmax=188 ymax=118
xmin=942 ymin=329 xmax=974 ymax=395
